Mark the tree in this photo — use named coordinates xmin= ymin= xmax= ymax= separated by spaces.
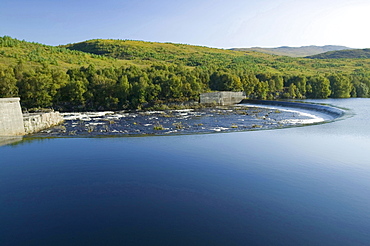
xmin=57 ymin=78 xmax=87 ymax=110
xmin=130 ymin=73 xmax=150 ymax=108
xmin=254 ymin=81 xmax=269 ymax=99
xmin=0 ymin=68 xmax=18 ymax=97
xmin=241 ymin=73 xmax=259 ymax=98
xmin=271 ymin=75 xmax=284 ymax=91
xmin=328 ymin=74 xmax=352 ymax=98
xmin=283 ymin=83 xmax=301 ymax=99
xmin=17 ymin=71 xmax=53 ymax=108
xmin=350 ymin=73 xmax=370 ymax=97
xmin=285 ymin=75 xmax=307 ymax=96
xmin=114 ymin=75 xmax=131 ymax=107
xmin=306 ymin=75 xmax=331 ymax=99
xmin=50 ymin=69 xmax=69 ymax=105
xmin=210 ymin=71 xmax=242 ymax=91
xmin=353 ymin=82 xmax=369 ymax=97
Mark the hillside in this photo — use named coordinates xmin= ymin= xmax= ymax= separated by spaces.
xmin=1 ymin=36 xmax=370 ymax=111
xmin=307 ymin=48 xmax=370 ymax=59
xmin=62 ymin=39 xmax=280 ymax=73
xmin=0 ymin=36 xmax=137 ymax=71
xmin=63 ymin=39 xmax=369 ymax=75
xmin=231 ymin=45 xmax=350 ymax=57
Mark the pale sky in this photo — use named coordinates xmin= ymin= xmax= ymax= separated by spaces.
xmin=1 ymin=0 xmax=370 ymax=48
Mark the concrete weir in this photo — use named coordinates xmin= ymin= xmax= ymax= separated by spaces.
xmin=200 ymin=92 xmax=246 ymax=106
xmin=0 ymin=97 xmax=64 ymax=137
xmin=0 ymin=98 xmax=25 ymax=136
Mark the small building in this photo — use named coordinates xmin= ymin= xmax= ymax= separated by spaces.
xmin=200 ymin=91 xmax=246 ymax=106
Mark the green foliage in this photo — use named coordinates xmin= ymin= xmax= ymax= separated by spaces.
xmin=17 ymin=69 xmax=54 ymax=108
xmin=1 ymin=36 xmax=370 ymax=110
xmin=283 ymin=84 xmax=302 ymax=99
xmin=210 ymin=70 xmax=242 ymax=91
xmin=306 ymin=76 xmax=331 ymax=99
xmin=328 ymin=74 xmax=352 ymax=98
xmin=240 ymin=73 xmax=258 ymax=96
xmin=351 ymin=73 xmax=370 ymax=97
xmin=253 ymin=81 xmax=269 ymax=99
xmin=0 ymin=68 xmax=18 ymax=97
xmin=308 ymin=48 xmax=370 ymax=59
xmin=153 ymin=124 xmax=164 ymax=130
xmin=285 ymin=75 xmax=307 ymax=96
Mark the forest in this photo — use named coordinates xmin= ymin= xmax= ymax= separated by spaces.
xmin=1 ymin=36 xmax=370 ymax=111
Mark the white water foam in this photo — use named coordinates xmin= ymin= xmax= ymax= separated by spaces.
xmin=242 ymin=104 xmax=326 ymax=125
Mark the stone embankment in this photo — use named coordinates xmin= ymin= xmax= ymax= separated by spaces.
xmin=0 ymin=97 xmax=64 ymax=136
xmin=23 ymin=111 xmax=64 ymax=134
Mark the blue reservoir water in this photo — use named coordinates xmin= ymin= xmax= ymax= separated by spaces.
xmin=1 ymin=99 xmax=370 ymax=246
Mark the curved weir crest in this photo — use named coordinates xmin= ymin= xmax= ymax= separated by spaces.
xmin=26 ymin=100 xmax=346 ymax=138
xmin=241 ymin=99 xmax=345 ymax=119
xmin=241 ymin=105 xmax=327 ymax=125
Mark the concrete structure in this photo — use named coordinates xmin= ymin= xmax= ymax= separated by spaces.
xmin=200 ymin=91 xmax=246 ymax=106
xmin=0 ymin=97 xmax=64 ymax=136
xmin=23 ymin=111 xmax=64 ymax=134
xmin=242 ymin=99 xmax=344 ymax=118
xmin=0 ymin=98 xmax=25 ymax=136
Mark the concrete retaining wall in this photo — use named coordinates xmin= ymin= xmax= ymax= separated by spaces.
xmin=0 ymin=98 xmax=25 ymax=136
xmin=1 ymin=98 xmax=64 ymax=136
xmin=23 ymin=111 xmax=64 ymax=134
xmin=200 ymin=92 xmax=246 ymax=106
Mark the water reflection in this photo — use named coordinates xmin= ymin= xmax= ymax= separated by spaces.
xmin=0 ymin=136 xmax=23 ymax=146
xmin=1 ymin=99 xmax=369 ymax=246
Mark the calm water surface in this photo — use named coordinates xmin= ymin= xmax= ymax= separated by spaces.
xmin=1 ymin=99 xmax=370 ymax=246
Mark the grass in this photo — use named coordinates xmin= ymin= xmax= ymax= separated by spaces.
xmin=153 ymin=124 xmax=164 ymax=130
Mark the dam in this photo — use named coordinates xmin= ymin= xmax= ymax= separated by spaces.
xmin=0 ymin=98 xmax=25 ymax=136
xmin=200 ymin=91 xmax=246 ymax=105
xmin=0 ymin=97 xmax=63 ymax=137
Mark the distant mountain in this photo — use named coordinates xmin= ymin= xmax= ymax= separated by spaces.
xmin=230 ymin=45 xmax=351 ymax=57
xmin=307 ymin=48 xmax=370 ymax=59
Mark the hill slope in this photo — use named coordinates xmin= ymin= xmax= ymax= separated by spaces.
xmin=0 ymin=36 xmax=137 ymax=71
xmin=63 ymin=39 xmax=370 ymax=75
xmin=62 ymin=39 xmax=275 ymax=70
xmin=231 ymin=45 xmax=350 ymax=57
xmin=2 ymin=36 xmax=370 ymax=111
xmin=307 ymin=48 xmax=370 ymax=59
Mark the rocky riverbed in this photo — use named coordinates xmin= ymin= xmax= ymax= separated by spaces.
xmin=31 ymin=104 xmax=331 ymax=137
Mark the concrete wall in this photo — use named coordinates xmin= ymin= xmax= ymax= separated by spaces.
xmin=200 ymin=92 xmax=246 ymax=106
xmin=0 ymin=98 xmax=25 ymax=136
xmin=23 ymin=111 xmax=64 ymax=134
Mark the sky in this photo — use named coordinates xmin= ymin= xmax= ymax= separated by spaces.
xmin=1 ymin=0 xmax=370 ymax=48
